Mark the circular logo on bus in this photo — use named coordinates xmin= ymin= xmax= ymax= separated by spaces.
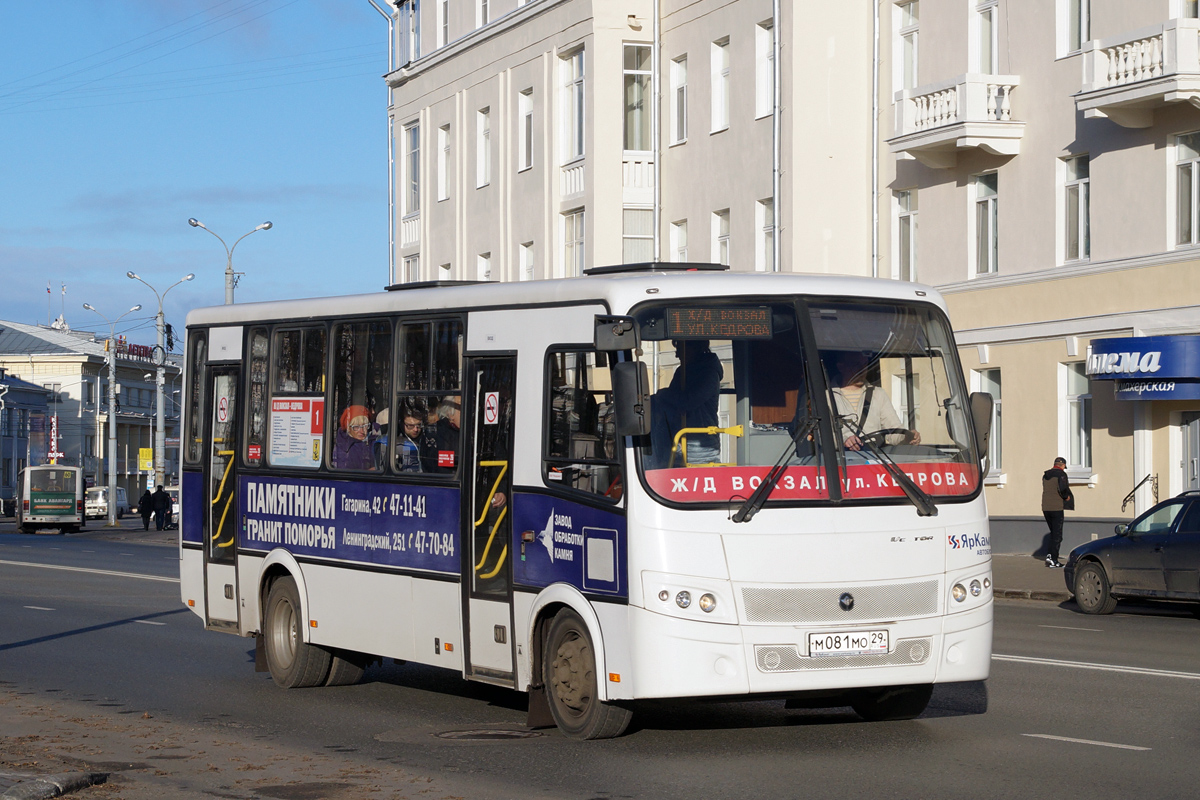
xmin=839 ymin=593 xmax=855 ymax=612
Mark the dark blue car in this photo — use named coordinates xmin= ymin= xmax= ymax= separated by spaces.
xmin=1064 ymin=490 xmax=1200 ymax=614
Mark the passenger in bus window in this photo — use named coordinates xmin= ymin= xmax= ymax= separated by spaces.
xmin=829 ymin=351 xmax=920 ymax=450
xmin=398 ymin=409 xmax=425 ymax=472
xmin=648 ymin=339 xmax=722 ymax=469
xmin=421 ymin=396 xmax=460 ymax=472
xmin=332 ymin=405 xmax=379 ymax=470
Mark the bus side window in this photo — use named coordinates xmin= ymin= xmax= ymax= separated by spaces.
xmin=184 ymin=331 xmax=208 ymax=465
xmin=330 ymin=321 xmax=393 ymax=472
xmin=395 ymin=319 xmax=463 ymax=475
xmin=245 ymin=327 xmax=269 ymax=466
xmin=544 ymin=349 xmax=623 ymax=501
xmin=269 ymin=326 xmax=328 ymax=470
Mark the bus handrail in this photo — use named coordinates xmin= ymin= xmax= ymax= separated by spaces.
xmin=210 ymin=451 xmax=234 ymax=507
xmin=669 ymin=425 xmax=744 ymax=469
xmin=474 ymin=460 xmax=509 ymax=577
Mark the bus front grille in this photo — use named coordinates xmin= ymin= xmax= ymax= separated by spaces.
xmin=740 ymin=580 xmax=940 ymax=624
xmin=754 ymin=637 xmax=933 ymax=672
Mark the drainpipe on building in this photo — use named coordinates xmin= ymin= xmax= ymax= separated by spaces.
xmin=871 ymin=0 xmax=880 ymax=278
xmin=772 ymin=0 xmax=781 ymax=272
xmin=369 ymin=0 xmax=398 ymax=285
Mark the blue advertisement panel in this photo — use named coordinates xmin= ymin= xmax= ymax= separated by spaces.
xmin=1089 ymin=335 xmax=1200 ymax=399
xmin=512 ymin=492 xmax=627 ymax=598
xmin=181 ymin=470 xmax=204 ymax=545
xmin=238 ymin=475 xmax=461 ymax=574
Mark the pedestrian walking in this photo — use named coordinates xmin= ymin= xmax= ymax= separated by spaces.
xmin=137 ymin=489 xmax=153 ymax=531
xmin=1041 ymin=456 xmax=1074 ymax=568
xmin=152 ymin=484 xmax=169 ymax=531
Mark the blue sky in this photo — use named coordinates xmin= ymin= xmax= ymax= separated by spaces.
xmin=1 ymin=1 xmax=390 ymax=348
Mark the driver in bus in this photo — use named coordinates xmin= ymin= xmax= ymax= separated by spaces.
xmin=332 ymin=405 xmax=379 ymax=470
xmin=648 ymin=339 xmax=722 ymax=469
xmin=829 ymin=351 xmax=920 ymax=451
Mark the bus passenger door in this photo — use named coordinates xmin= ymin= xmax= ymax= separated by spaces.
xmin=462 ymin=356 xmax=516 ymax=685
xmin=204 ymin=368 xmax=241 ymax=627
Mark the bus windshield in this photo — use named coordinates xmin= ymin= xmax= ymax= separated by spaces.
xmin=635 ymin=297 xmax=981 ymax=508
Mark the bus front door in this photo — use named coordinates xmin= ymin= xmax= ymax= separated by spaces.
xmin=463 ymin=356 xmax=516 ymax=685
xmin=204 ymin=368 xmax=241 ymax=628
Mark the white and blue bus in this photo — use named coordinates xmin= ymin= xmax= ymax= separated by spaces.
xmin=179 ymin=264 xmax=994 ymax=739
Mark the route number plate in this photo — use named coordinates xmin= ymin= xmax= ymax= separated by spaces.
xmin=808 ymin=630 xmax=889 ymax=657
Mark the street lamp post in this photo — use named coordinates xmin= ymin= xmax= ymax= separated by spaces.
xmin=83 ymin=302 xmax=142 ymax=527
xmin=127 ymin=272 xmax=193 ymax=490
xmin=187 ymin=218 xmax=272 ymax=305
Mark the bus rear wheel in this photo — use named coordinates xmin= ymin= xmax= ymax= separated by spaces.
xmin=263 ymin=577 xmax=331 ymax=689
xmin=850 ymin=683 xmax=933 ymax=721
xmin=543 ymin=609 xmax=631 ymax=739
xmin=324 ymin=649 xmax=367 ymax=686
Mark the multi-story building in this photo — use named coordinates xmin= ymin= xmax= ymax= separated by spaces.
xmin=383 ymin=0 xmax=1200 ymax=552
xmin=0 ymin=320 xmax=184 ymax=501
xmin=0 ymin=369 xmax=49 ymax=514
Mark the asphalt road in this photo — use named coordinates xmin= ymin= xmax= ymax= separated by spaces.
xmin=2 ymin=520 xmax=1198 ymax=799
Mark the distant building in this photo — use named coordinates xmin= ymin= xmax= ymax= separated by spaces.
xmin=0 ymin=320 xmax=184 ymax=502
xmin=0 ymin=369 xmax=49 ymax=514
xmin=383 ymin=0 xmax=1200 ymax=550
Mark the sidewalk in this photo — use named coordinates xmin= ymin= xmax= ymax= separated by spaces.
xmin=991 ymin=552 xmax=1073 ymax=602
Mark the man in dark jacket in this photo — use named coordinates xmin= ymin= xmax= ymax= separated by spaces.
xmin=152 ymin=485 xmax=170 ymax=531
xmin=137 ymin=489 xmax=153 ymax=531
xmin=1041 ymin=457 xmax=1073 ymax=568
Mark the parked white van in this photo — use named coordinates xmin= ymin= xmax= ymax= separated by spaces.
xmin=86 ymin=486 xmax=129 ymax=520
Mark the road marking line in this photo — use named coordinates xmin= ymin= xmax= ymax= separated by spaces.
xmin=0 ymin=559 xmax=178 ymax=584
xmin=24 ymin=606 xmax=55 ymax=611
xmin=1038 ymin=624 xmax=1102 ymax=632
xmin=133 ymin=619 xmax=166 ymax=626
xmin=995 ymin=653 xmax=1200 ymax=680
xmin=1022 ymin=734 xmax=1150 ymax=751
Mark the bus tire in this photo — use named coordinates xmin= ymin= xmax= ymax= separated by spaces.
xmin=263 ymin=577 xmax=331 ymax=689
xmin=324 ymin=649 xmax=367 ymax=687
xmin=850 ymin=683 xmax=933 ymax=722
xmin=543 ymin=609 xmax=631 ymax=739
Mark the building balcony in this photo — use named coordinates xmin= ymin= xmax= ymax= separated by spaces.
xmin=1076 ymin=19 xmax=1200 ymax=128
xmin=622 ymin=152 xmax=655 ymax=205
xmin=889 ymin=74 xmax=1024 ymax=169
xmin=400 ymin=213 xmax=420 ymax=248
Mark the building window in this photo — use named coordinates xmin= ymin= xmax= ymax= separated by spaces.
xmin=476 ymin=107 xmax=490 ymax=188
xmin=1067 ymin=0 xmax=1088 ymax=53
xmin=518 ymin=89 xmax=533 ymax=171
xmin=563 ymin=209 xmax=585 ymax=276
xmin=404 ymin=123 xmax=420 ymax=215
xmin=1065 ymin=362 xmax=1091 ymax=470
xmin=671 ymin=220 xmax=688 ymax=262
xmin=974 ymin=0 xmax=997 ymax=74
xmin=756 ymin=21 xmax=774 ymax=118
xmin=83 ymin=380 xmax=95 ymax=405
xmin=896 ymin=189 xmax=917 ymax=281
xmin=713 ymin=209 xmax=730 ymax=265
xmin=1177 ymin=132 xmax=1200 ymax=246
xmin=562 ymin=51 xmax=585 ymax=162
xmin=477 ymin=0 xmax=488 ymax=28
xmin=623 ymin=45 xmax=652 ymax=152
xmin=976 ymin=368 xmax=1002 ymax=471
xmin=438 ymin=0 xmax=449 ymax=47
xmin=756 ymin=199 xmax=774 ymax=272
xmin=520 ymin=242 xmax=534 ymax=281
xmin=397 ymin=0 xmax=421 ymax=64
xmin=670 ymin=56 xmax=687 ymax=144
xmin=711 ymin=38 xmax=730 ymax=132
xmin=477 ymin=253 xmax=491 ymax=281
xmin=898 ymin=1 xmax=919 ymax=91
xmin=437 ymin=124 xmax=449 ymax=201
xmin=1064 ymin=155 xmax=1090 ymax=261
xmin=403 ymin=255 xmax=420 ymax=283
xmin=975 ymin=172 xmax=998 ymax=274
xmin=623 ymin=208 xmax=654 ymax=262
xmin=1185 ymin=0 xmax=1200 ymax=19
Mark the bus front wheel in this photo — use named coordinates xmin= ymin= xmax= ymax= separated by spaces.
xmin=543 ymin=609 xmax=632 ymax=740
xmin=263 ymin=577 xmax=331 ymax=689
xmin=850 ymin=683 xmax=933 ymax=721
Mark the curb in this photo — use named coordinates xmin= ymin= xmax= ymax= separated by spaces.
xmin=996 ymin=588 xmax=1072 ymax=602
xmin=0 ymin=773 xmax=107 ymax=800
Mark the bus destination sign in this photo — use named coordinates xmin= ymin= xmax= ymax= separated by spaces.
xmin=666 ymin=307 xmax=772 ymax=339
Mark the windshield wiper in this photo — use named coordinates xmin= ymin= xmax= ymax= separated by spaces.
xmin=732 ymin=416 xmax=819 ymax=524
xmin=857 ymin=437 xmax=938 ymax=517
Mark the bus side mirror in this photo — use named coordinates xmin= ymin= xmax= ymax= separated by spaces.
xmin=595 ymin=315 xmax=639 ymax=351
xmin=612 ymin=361 xmax=651 ymax=437
xmin=970 ymin=392 xmax=994 ymax=463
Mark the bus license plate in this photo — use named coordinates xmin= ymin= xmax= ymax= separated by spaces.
xmin=808 ymin=630 xmax=889 ymax=657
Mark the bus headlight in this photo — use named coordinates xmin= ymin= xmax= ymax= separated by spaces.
xmin=698 ymin=593 xmax=717 ymax=613
xmin=675 ymin=591 xmax=692 ymax=609
xmin=969 ymin=579 xmax=982 ymax=597
xmin=952 ymin=583 xmax=967 ymax=603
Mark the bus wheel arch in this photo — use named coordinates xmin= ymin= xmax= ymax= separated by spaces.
xmin=261 ymin=572 xmax=331 ymax=689
xmin=526 ymin=585 xmax=610 ymax=702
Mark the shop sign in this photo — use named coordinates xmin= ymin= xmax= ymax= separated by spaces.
xmin=1089 ymin=335 xmax=1200 ymax=400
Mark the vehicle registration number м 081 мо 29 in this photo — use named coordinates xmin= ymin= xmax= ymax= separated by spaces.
xmin=808 ymin=630 xmax=889 ymax=657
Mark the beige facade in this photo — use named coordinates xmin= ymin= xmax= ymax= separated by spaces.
xmin=385 ymin=0 xmax=1200 ymax=550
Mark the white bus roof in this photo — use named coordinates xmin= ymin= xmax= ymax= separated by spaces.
xmin=184 ymin=269 xmax=947 ymax=329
